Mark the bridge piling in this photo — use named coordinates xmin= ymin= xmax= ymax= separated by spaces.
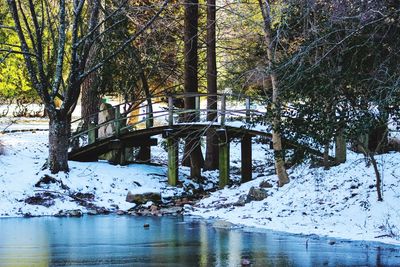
xmin=108 ymin=140 xmax=127 ymax=165
xmin=164 ymin=129 xmax=178 ymax=186
xmin=217 ymin=129 xmax=230 ymax=188
xmin=241 ymin=134 xmax=252 ymax=183
xmin=167 ymin=137 xmax=178 ymax=186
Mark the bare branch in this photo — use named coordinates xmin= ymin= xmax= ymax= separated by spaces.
xmin=80 ymin=0 xmax=170 ymax=81
xmin=51 ymin=0 xmax=66 ymax=99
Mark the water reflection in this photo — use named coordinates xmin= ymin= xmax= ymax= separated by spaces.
xmin=0 ymin=216 xmax=399 ymax=266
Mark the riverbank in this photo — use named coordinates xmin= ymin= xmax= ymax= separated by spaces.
xmin=0 ymin=130 xmax=399 ymax=246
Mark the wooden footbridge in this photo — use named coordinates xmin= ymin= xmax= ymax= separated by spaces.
xmin=68 ymin=93 xmax=317 ymax=187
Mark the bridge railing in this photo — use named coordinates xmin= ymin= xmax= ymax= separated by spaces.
xmin=69 ymin=93 xmax=267 ymax=151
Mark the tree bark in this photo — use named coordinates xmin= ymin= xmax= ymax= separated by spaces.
xmin=258 ymin=0 xmax=289 ymax=186
xmin=81 ymin=68 xmax=101 ymax=127
xmin=81 ymin=0 xmax=101 ymax=128
xmin=369 ymin=152 xmax=383 ymax=201
xmin=48 ymin=113 xmax=71 ymax=173
xmin=204 ymin=0 xmax=219 ymax=170
xmin=335 ymin=128 xmax=346 ymax=164
xmin=182 ymin=0 xmax=204 ymax=175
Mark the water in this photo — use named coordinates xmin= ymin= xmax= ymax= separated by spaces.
xmin=0 ymin=216 xmax=399 ymax=267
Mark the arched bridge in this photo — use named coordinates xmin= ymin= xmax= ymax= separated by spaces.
xmin=68 ymin=93 xmax=321 ymax=187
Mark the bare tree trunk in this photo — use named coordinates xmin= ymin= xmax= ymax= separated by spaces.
xmin=48 ymin=113 xmax=71 ymax=173
xmin=182 ymin=0 xmax=204 ymax=176
xmin=131 ymin=46 xmax=153 ymax=127
xmin=356 ymin=140 xmax=383 ymax=201
xmin=81 ymin=0 xmax=101 ymax=128
xmin=204 ymin=0 xmax=219 ymax=170
xmin=369 ymin=152 xmax=383 ymax=201
xmin=258 ymin=0 xmax=289 ymax=186
xmin=335 ymin=128 xmax=346 ymax=164
xmin=323 ymin=142 xmax=330 ymax=170
xmin=81 ymin=68 xmax=101 ymax=127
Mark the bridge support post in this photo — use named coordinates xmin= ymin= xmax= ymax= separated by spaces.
xmin=217 ymin=129 xmax=230 ymax=188
xmin=164 ymin=129 xmax=178 ymax=186
xmin=108 ymin=140 xmax=127 ymax=165
xmin=241 ymin=134 xmax=252 ymax=183
xmin=167 ymin=137 xmax=178 ymax=186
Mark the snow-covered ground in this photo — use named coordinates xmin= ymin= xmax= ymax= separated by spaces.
xmin=0 ymin=131 xmax=191 ymax=217
xmin=191 ymin=151 xmax=400 ymax=246
xmin=1 ymin=128 xmax=400 ymax=246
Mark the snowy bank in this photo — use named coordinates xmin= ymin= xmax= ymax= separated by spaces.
xmin=190 ymin=151 xmax=400 ymax=246
xmin=0 ymin=131 xmax=199 ymax=217
xmin=1 ymin=130 xmax=400 ymax=246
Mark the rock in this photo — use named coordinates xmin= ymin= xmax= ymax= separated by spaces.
xmin=87 ymin=210 xmax=98 ymax=215
xmin=70 ymin=192 xmax=96 ymax=208
xmin=23 ymin=212 xmax=34 ymax=218
xmin=95 ymin=207 xmax=110 ymax=215
xmin=126 ymin=191 xmax=161 ymax=204
xmin=259 ymin=180 xmax=273 ymax=188
xmin=183 ymin=204 xmax=193 ymax=212
xmin=234 ymin=187 xmax=268 ymax=206
xmin=160 ymin=206 xmax=183 ymax=215
xmin=55 ymin=209 xmax=83 ymax=217
xmin=116 ymin=210 xmax=126 ymax=215
xmin=234 ymin=195 xmax=247 ymax=206
xmin=71 ymin=192 xmax=95 ymax=201
xmin=246 ymin=187 xmax=268 ymax=202
xmin=24 ymin=192 xmax=57 ymax=207
xmin=150 ymin=205 xmax=158 ymax=215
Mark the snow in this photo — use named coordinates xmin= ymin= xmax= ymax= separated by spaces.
xmin=190 ymin=151 xmax=400 ymax=246
xmin=1 ymin=127 xmax=400 ymax=246
xmin=0 ymin=131 xmax=186 ymax=216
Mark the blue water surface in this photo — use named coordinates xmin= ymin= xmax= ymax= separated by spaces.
xmin=0 ymin=215 xmax=399 ymax=266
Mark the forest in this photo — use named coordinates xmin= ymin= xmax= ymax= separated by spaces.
xmin=0 ymin=0 xmax=400 ymax=261
xmin=2 ymin=0 xmax=399 ymax=190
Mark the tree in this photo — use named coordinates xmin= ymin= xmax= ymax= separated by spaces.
xmin=204 ymin=0 xmax=218 ymax=170
xmin=80 ymin=0 xmax=102 ymax=129
xmin=6 ymin=0 xmax=169 ymax=173
xmin=258 ymin=0 xmax=289 ymax=186
xmin=182 ymin=0 xmax=204 ymax=178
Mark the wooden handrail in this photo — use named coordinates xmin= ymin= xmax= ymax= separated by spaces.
xmin=69 ymin=93 xmax=268 ymax=149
